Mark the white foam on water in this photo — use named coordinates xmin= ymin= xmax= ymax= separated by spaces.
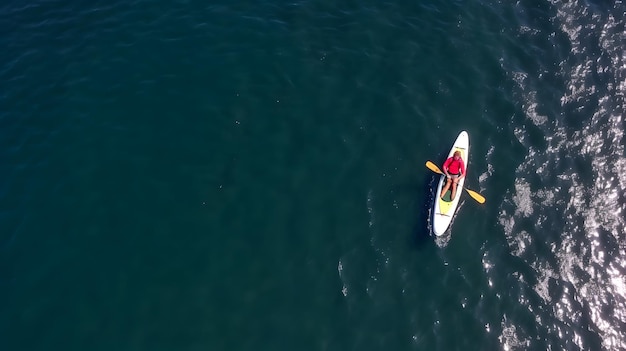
xmin=507 ymin=230 xmax=532 ymax=257
xmin=512 ymin=180 xmax=534 ymax=217
xmin=366 ymin=189 xmax=374 ymax=229
xmin=499 ymin=315 xmax=531 ymax=351
xmin=433 ymin=230 xmax=452 ymax=248
xmin=479 ymin=145 xmax=495 ymax=188
xmin=524 ymin=95 xmax=549 ymax=126
xmin=338 ymin=259 xmax=348 ymax=297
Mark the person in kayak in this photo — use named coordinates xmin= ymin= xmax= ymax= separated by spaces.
xmin=441 ymin=150 xmax=465 ymax=201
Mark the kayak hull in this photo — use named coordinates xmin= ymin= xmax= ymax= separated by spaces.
xmin=432 ymin=131 xmax=469 ymax=236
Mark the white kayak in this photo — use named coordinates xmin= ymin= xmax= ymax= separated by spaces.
xmin=432 ymin=131 xmax=469 ymax=236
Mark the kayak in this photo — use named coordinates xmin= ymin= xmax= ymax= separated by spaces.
xmin=432 ymin=131 xmax=469 ymax=236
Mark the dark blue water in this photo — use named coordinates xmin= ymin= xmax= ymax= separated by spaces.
xmin=1 ymin=0 xmax=624 ymax=350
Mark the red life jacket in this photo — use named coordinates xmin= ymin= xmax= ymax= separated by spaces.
xmin=444 ymin=157 xmax=465 ymax=175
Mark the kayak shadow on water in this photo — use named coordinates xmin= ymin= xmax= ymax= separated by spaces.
xmin=408 ymin=173 xmax=440 ymax=250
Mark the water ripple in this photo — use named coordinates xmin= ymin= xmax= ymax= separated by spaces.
xmin=499 ymin=0 xmax=625 ymax=349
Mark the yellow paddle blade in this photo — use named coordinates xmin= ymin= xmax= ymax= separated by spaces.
xmin=465 ymin=188 xmax=486 ymax=204
xmin=425 ymin=161 xmax=443 ymax=174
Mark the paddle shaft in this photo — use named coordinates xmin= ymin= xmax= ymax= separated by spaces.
xmin=425 ymin=161 xmax=485 ymax=204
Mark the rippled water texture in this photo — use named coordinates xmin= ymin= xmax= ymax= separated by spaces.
xmin=1 ymin=0 xmax=625 ymax=350
xmin=497 ymin=0 xmax=625 ymax=349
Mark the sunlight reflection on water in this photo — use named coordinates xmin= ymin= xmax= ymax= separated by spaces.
xmin=497 ymin=0 xmax=625 ymax=349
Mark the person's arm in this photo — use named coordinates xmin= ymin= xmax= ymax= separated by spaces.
xmin=458 ymin=161 xmax=466 ymax=180
xmin=442 ymin=158 xmax=452 ymax=178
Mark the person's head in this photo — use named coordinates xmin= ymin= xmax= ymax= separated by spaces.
xmin=453 ymin=151 xmax=461 ymax=160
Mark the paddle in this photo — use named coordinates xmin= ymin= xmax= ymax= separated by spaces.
xmin=425 ymin=161 xmax=486 ymax=204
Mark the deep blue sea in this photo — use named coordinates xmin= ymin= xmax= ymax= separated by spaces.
xmin=1 ymin=0 xmax=625 ymax=350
